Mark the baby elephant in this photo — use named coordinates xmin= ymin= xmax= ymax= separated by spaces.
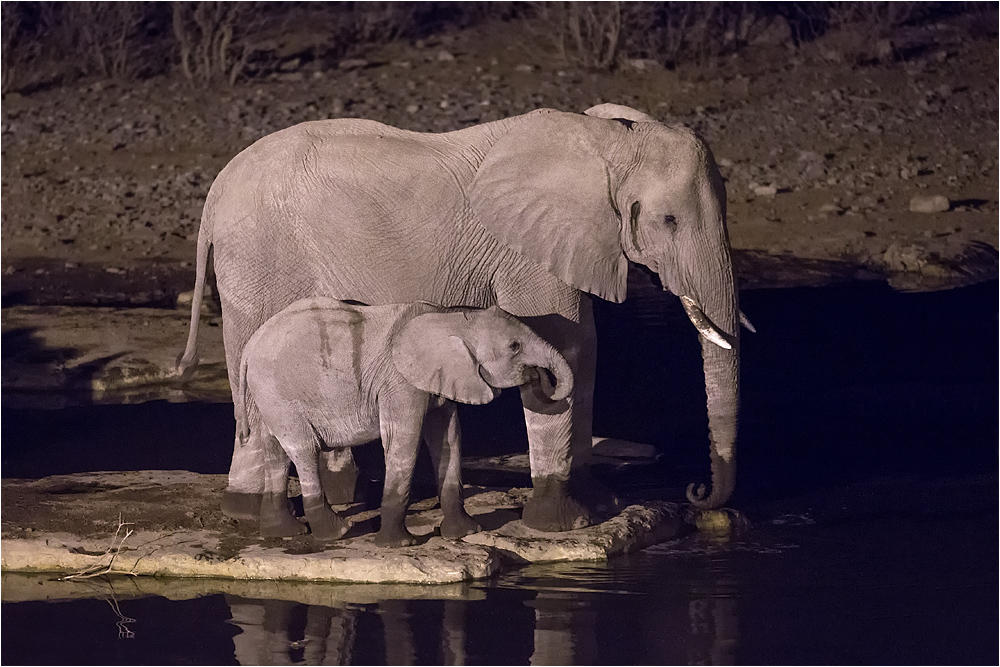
xmin=238 ymin=297 xmax=574 ymax=547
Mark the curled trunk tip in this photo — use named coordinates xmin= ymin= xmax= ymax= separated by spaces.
xmin=686 ymin=452 xmax=735 ymax=509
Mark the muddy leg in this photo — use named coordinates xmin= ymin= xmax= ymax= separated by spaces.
xmin=319 ymin=448 xmax=360 ymax=505
xmin=259 ymin=431 xmax=306 ymax=538
xmin=422 ymin=400 xmax=480 ymax=539
xmin=288 ymin=442 xmax=350 ymax=542
xmin=374 ymin=398 xmax=426 ymax=547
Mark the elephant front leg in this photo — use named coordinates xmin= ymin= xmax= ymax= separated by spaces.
xmin=422 ymin=400 xmax=481 ymax=539
xmin=519 ymin=297 xmax=618 ymax=532
xmin=375 ymin=398 xmax=427 ymax=547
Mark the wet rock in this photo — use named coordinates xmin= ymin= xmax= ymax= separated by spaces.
xmin=909 ymin=194 xmax=951 ymax=213
xmin=883 ymin=243 xmax=928 ymax=272
xmin=0 ymin=472 xmax=684 ymax=583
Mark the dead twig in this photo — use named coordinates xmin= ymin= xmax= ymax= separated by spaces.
xmin=58 ymin=513 xmax=139 ymax=581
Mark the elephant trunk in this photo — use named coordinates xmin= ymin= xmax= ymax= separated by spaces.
xmin=525 ymin=340 xmax=575 ymax=403
xmin=674 ymin=249 xmax=739 ymax=510
xmin=687 ymin=333 xmax=739 ymax=508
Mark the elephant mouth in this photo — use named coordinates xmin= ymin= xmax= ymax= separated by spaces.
xmin=533 ymin=367 xmax=558 ymax=398
xmin=477 ymin=366 xmax=503 ymax=400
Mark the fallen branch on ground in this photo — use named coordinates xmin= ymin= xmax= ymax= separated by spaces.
xmin=58 ymin=513 xmax=139 ymax=580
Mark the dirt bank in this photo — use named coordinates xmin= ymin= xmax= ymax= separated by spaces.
xmin=2 ymin=16 xmax=996 ymax=297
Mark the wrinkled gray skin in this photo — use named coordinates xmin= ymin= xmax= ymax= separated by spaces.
xmin=238 ymin=298 xmax=573 ymax=546
xmin=179 ymin=103 xmax=740 ymax=531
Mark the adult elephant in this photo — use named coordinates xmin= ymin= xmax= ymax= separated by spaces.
xmin=178 ymin=103 xmax=742 ymax=531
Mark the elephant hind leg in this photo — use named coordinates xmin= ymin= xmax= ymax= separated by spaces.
xmin=222 ymin=423 xmax=267 ymax=521
xmin=319 ymin=448 xmax=360 ymax=506
xmin=259 ymin=430 xmax=307 ymax=538
xmin=281 ymin=429 xmax=350 ymax=542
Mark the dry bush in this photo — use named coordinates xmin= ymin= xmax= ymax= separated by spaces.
xmin=824 ymin=1 xmax=923 ymax=64
xmin=171 ymin=1 xmax=264 ymax=84
xmin=524 ymin=1 xmax=769 ymax=70
xmin=313 ymin=1 xmax=419 ymax=60
xmin=346 ymin=1 xmax=417 ymax=44
xmin=3 ymin=2 xmax=166 ymax=88
xmin=624 ymin=2 xmax=766 ymax=67
xmin=527 ymin=1 xmax=623 ymax=69
xmin=1 ymin=2 xmax=29 ymax=93
xmin=68 ymin=2 xmax=153 ymax=79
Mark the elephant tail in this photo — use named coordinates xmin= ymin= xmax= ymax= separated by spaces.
xmin=235 ymin=343 xmax=256 ymax=444
xmin=175 ymin=222 xmax=212 ymax=382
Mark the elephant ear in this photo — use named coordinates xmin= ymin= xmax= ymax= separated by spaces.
xmin=584 ymin=103 xmax=658 ymax=124
xmin=391 ymin=314 xmax=499 ymax=405
xmin=469 ymin=111 xmax=629 ymax=303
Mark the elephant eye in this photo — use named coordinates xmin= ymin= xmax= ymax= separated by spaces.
xmin=508 ymin=340 xmax=521 ymax=354
xmin=663 ymin=214 xmax=677 ymax=228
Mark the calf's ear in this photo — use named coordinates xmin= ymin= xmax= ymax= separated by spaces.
xmin=392 ymin=316 xmax=499 ymax=405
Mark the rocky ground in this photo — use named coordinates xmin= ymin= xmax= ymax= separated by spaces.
xmin=2 ymin=15 xmax=997 ymax=300
xmin=0 ymin=470 xmax=688 ymax=584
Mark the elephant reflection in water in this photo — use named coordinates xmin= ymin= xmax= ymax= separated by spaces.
xmin=227 ymin=596 xmax=357 ymax=665
xmin=225 ymin=596 xmax=466 ymax=665
xmin=224 ymin=584 xmax=738 ymax=665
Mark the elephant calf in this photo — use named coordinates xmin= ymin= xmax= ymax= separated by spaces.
xmin=238 ymin=297 xmax=574 ymax=546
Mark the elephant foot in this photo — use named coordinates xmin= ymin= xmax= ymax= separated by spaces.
xmin=522 ymin=475 xmax=593 ymax=532
xmin=319 ymin=460 xmax=359 ymax=505
xmin=260 ymin=498 xmax=308 ymax=538
xmin=374 ymin=525 xmax=418 ymax=547
xmin=308 ymin=513 xmax=351 ymax=543
xmin=375 ymin=505 xmax=417 ymax=547
xmin=571 ymin=465 xmax=621 ymax=519
xmin=221 ymin=491 xmax=262 ymax=521
xmin=302 ymin=498 xmax=351 ymax=542
xmin=440 ymin=511 xmax=482 ymax=539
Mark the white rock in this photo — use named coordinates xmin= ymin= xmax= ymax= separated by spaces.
xmin=627 ymin=58 xmax=661 ymax=72
xmin=515 ymin=64 xmax=534 ymax=73
xmin=753 ymin=184 xmax=778 ymax=197
xmin=338 ymin=59 xmax=368 ymax=70
xmin=909 ymin=194 xmax=950 ymax=213
xmin=436 ymin=50 xmax=455 ymax=62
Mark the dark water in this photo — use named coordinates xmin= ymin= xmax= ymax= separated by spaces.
xmin=2 ymin=279 xmax=997 ymax=664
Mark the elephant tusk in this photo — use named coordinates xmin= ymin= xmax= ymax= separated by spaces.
xmin=679 ymin=295 xmax=732 ymax=350
xmin=739 ymin=310 xmax=756 ymax=333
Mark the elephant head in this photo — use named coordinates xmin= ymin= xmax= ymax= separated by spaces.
xmin=469 ymin=106 xmax=740 ymax=509
xmin=392 ymin=305 xmax=575 ymax=406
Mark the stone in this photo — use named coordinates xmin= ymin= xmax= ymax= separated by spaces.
xmin=515 ymin=64 xmax=534 ymax=73
xmin=909 ymin=194 xmax=950 ymax=213
xmin=338 ymin=59 xmax=368 ymax=71
xmin=627 ymin=59 xmax=661 ymax=72
xmin=0 ymin=472 xmax=687 ymax=584
xmin=436 ymin=50 xmax=455 ymax=62
xmin=753 ymin=184 xmax=778 ymax=197
xmin=883 ymin=243 xmax=928 ymax=272
xmin=462 ymin=502 xmax=684 ymax=562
